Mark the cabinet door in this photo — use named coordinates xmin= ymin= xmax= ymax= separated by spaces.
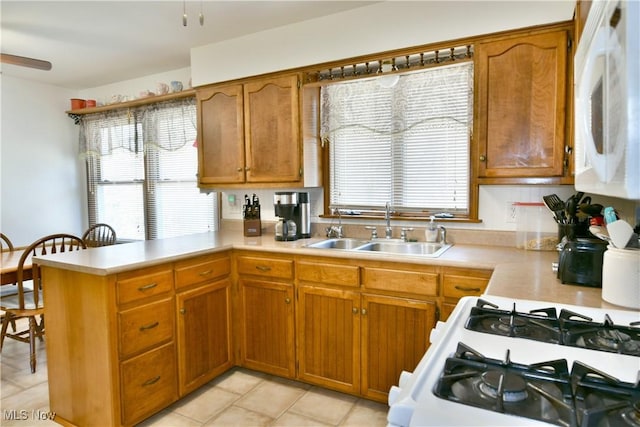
xmin=297 ymin=286 xmax=360 ymax=395
xmin=197 ymin=84 xmax=245 ymax=184
xmin=476 ymin=30 xmax=568 ymax=178
xmin=239 ymin=278 xmax=295 ymax=377
xmin=176 ymin=278 xmax=233 ymax=396
xmin=361 ymin=294 xmax=436 ymax=402
xmin=244 ymin=74 xmax=301 ymax=183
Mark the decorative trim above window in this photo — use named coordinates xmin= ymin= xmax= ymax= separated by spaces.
xmin=304 ymin=44 xmax=473 ymax=84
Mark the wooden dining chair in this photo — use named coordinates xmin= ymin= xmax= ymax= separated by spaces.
xmin=0 ymin=233 xmax=14 ymax=252
xmin=82 ymin=223 xmax=116 ymax=247
xmin=0 ymin=233 xmax=86 ymax=373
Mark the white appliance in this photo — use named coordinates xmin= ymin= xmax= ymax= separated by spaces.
xmin=387 ymin=295 xmax=640 ymax=426
xmin=574 ymin=0 xmax=639 ymax=200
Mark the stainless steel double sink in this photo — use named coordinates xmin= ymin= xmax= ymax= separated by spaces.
xmin=305 ymin=238 xmax=452 ymax=258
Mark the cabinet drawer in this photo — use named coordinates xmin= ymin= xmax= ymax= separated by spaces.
xmin=117 ymin=267 xmax=173 ymax=305
xmin=119 ymin=298 xmax=174 ymax=357
xmin=237 ymin=255 xmax=293 ymax=279
xmin=174 ymin=255 xmax=230 ymax=290
xmin=362 ymin=267 xmax=438 ymax=296
xmin=443 ymin=275 xmax=489 ymax=299
xmin=297 ymin=261 xmax=359 ymax=288
xmin=120 ymin=342 xmax=178 ymax=425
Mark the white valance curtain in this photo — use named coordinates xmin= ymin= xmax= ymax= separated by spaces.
xmin=321 ymin=61 xmax=473 ymax=214
xmin=78 ymin=98 xmax=196 ymax=158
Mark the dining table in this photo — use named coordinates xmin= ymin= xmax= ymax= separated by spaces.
xmin=1 ymin=250 xmax=32 ymax=286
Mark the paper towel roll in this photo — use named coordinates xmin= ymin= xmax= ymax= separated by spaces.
xmin=602 ymin=246 xmax=640 ymax=309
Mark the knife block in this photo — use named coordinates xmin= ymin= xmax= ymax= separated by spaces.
xmin=244 ymin=219 xmax=262 ymax=237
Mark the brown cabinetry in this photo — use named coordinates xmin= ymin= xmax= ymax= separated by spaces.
xmin=236 ymin=253 xmax=296 ymax=378
xmin=175 ymin=254 xmax=233 ymax=396
xmin=475 ymin=26 xmax=572 ymax=183
xmin=115 ymin=265 xmax=178 ymax=426
xmin=441 ymin=267 xmax=491 ymax=321
xmin=44 ymin=251 xmax=233 ymax=427
xmin=197 ymin=74 xmax=310 ymax=188
xmin=296 ymin=257 xmax=438 ymax=403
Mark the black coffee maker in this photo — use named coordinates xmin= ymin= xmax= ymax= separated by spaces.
xmin=273 ymin=191 xmax=311 ymax=241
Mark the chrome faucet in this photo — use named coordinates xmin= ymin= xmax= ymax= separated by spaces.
xmin=385 ymin=202 xmax=393 ymax=239
xmin=439 ymin=226 xmax=447 ymax=245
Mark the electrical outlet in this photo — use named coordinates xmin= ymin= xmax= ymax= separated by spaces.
xmin=506 ymin=201 xmax=517 ymax=223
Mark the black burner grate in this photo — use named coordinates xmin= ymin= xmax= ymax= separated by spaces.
xmin=465 ymin=299 xmax=640 ymax=357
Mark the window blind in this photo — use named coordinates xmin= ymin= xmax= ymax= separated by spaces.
xmin=322 ymin=61 xmax=473 ymax=216
xmin=82 ymin=99 xmax=218 ymax=240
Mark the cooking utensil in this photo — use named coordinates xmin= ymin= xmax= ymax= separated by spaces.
xmin=565 ymin=196 xmax=577 ymax=224
xmin=607 ymin=219 xmax=634 ymax=248
xmin=579 ymin=203 xmax=602 ymax=216
xmin=542 ymin=194 xmax=566 ymax=223
xmin=589 ymin=225 xmax=612 ymax=244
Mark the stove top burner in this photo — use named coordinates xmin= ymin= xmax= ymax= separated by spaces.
xmin=433 ymin=342 xmax=640 ymax=427
xmin=560 ymin=311 xmax=640 ymax=357
xmin=478 ymin=370 xmax=528 ymax=402
xmin=572 ymin=361 xmax=640 ymax=427
xmin=465 ymin=299 xmax=640 ymax=357
xmin=433 ymin=343 xmax=576 ymax=426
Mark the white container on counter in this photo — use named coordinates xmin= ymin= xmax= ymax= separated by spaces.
xmin=601 ymin=245 xmax=640 ymax=309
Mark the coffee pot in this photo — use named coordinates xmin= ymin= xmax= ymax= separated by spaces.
xmin=275 ymin=218 xmax=298 ymax=241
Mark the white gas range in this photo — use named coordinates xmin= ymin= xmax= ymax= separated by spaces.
xmin=387 ymin=295 xmax=640 ymax=427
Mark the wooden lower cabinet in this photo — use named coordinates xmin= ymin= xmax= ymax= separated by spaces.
xmin=120 ymin=342 xmax=178 ymax=424
xmin=441 ymin=267 xmax=491 ymax=321
xmin=174 ymin=253 xmax=233 ymax=395
xmin=361 ymin=294 xmax=435 ymax=401
xmin=295 ymin=257 xmax=439 ymax=403
xmin=176 ymin=278 xmax=233 ymax=396
xmin=43 ymin=252 xmax=233 ymax=427
xmin=296 ymin=286 xmax=361 ymax=394
xmin=238 ymin=278 xmax=296 ymax=377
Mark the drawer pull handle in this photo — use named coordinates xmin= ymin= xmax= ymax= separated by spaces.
xmin=138 ymin=283 xmax=158 ymax=291
xmin=199 ymin=270 xmax=213 ymax=276
xmin=142 ymin=376 xmax=161 ymax=386
xmin=454 ymin=285 xmax=481 ymax=292
xmin=139 ymin=321 xmax=159 ymax=331
xmin=256 ymin=265 xmax=272 ymax=272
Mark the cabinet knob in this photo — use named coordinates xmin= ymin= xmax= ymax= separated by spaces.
xmin=285 ymin=297 xmax=291 ymax=304
xmin=237 ymin=167 xmax=243 ymax=172
xmin=479 ymin=155 xmax=486 ymax=162
xmin=180 ymin=308 xmax=186 ymax=315
xmin=352 ymin=307 xmax=359 ymax=314
xmin=361 ymin=308 xmax=367 ymax=315
xmin=245 ymin=167 xmax=251 ymax=171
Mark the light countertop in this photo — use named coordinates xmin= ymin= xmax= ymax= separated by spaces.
xmin=34 ymin=231 xmax=636 ymax=311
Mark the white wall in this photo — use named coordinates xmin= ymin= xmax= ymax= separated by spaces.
xmin=77 ymin=67 xmax=191 ymax=105
xmin=0 ymin=75 xmax=86 ymax=247
xmin=192 ymin=1 xmax=576 ymax=86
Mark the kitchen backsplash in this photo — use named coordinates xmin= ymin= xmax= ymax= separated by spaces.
xmin=221 ymin=185 xmax=637 ymax=235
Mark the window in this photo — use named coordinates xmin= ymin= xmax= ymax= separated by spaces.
xmin=321 ymin=61 xmax=473 ymax=218
xmin=80 ymin=98 xmax=218 ymax=240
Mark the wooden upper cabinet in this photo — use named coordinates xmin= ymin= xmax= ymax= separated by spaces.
xmin=244 ymin=74 xmax=301 ymax=183
xmin=197 ymin=84 xmax=245 ymax=184
xmin=196 ymin=73 xmax=303 ymax=187
xmin=475 ymin=28 xmax=570 ymax=180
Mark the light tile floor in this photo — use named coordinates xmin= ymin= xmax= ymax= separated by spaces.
xmin=1 ymin=321 xmax=389 ymax=426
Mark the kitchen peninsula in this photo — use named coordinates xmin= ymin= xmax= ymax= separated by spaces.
xmin=35 ymin=231 xmax=629 ymax=426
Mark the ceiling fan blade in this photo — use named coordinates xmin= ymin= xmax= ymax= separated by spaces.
xmin=1 ymin=53 xmax=52 ymax=71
